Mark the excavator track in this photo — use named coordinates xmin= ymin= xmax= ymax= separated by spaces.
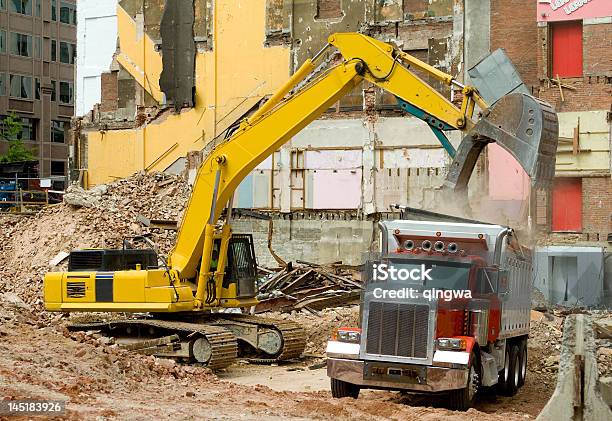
xmin=68 ymin=319 xmax=238 ymax=370
xmin=211 ymin=314 xmax=307 ymax=361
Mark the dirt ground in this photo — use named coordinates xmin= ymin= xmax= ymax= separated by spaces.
xmin=0 ymin=174 xmax=587 ymax=419
xmin=0 ymin=294 xmax=558 ymax=421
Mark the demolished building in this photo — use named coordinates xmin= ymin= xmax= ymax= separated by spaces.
xmin=72 ymin=0 xmax=612 ymax=306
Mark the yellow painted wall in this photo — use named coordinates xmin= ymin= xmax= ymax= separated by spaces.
xmin=86 ymin=0 xmax=291 ymax=186
xmin=555 ymin=110 xmax=611 ymax=174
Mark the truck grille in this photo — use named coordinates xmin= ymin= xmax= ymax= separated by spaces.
xmin=365 ymin=301 xmax=429 ymax=359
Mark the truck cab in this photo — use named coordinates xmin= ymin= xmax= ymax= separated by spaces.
xmin=326 ymin=218 xmax=531 ymax=410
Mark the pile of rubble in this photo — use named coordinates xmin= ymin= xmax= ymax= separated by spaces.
xmin=255 ymin=261 xmax=362 ymax=313
xmin=593 ymin=314 xmax=612 ymax=378
xmin=0 ymin=172 xmax=189 ymax=308
xmin=528 ymin=309 xmax=612 ymax=378
xmin=266 ymin=306 xmax=360 ymax=355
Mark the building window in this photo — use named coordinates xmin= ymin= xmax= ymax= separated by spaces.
xmin=51 ymin=80 xmax=56 ymax=101
xmin=0 ymin=0 xmax=5 ymax=10
xmin=34 ymin=36 xmax=41 ymax=59
xmin=9 ymin=74 xmax=33 ymax=100
xmin=0 ymin=73 xmax=5 ymax=96
xmin=59 ymin=1 xmax=76 ymax=25
xmin=51 ymin=39 xmax=56 ymax=61
xmin=9 ymin=0 xmax=32 ymax=15
xmin=51 ymin=160 xmax=65 ymax=176
xmin=35 ymin=77 xmax=40 ymax=99
xmin=18 ymin=117 xmax=36 ymax=141
xmin=550 ymin=20 xmax=583 ymax=78
xmin=552 ymin=178 xmax=582 ymax=232
xmin=59 ymin=41 xmax=68 ymax=63
xmin=34 ymin=0 xmax=39 ymax=16
xmin=0 ymin=30 xmax=5 ymax=54
xmin=10 ymin=32 xmax=32 ymax=57
xmin=59 ymin=41 xmax=76 ymax=64
xmin=59 ymin=81 xmax=73 ymax=104
xmin=51 ymin=0 xmax=56 ymax=21
xmin=51 ymin=120 xmax=67 ymax=143
xmin=2 ymin=116 xmax=38 ymax=141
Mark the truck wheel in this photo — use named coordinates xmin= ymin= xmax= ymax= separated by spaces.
xmin=448 ymin=352 xmax=479 ymax=411
xmin=518 ymin=340 xmax=527 ymax=387
xmin=330 ymin=378 xmax=360 ymax=399
xmin=497 ymin=346 xmax=511 ymax=394
xmin=503 ymin=345 xmax=520 ymax=396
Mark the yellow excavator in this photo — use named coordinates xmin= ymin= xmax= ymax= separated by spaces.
xmin=44 ymin=33 xmax=558 ymax=369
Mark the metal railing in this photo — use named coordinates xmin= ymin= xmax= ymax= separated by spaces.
xmin=0 ymin=176 xmax=66 ymax=212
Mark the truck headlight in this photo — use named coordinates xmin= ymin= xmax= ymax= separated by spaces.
xmin=436 ymin=337 xmax=466 ymax=350
xmin=332 ymin=328 xmax=361 ymax=344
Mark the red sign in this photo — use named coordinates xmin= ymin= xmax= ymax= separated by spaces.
xmin=537 ymin=0 xmax=612 ymax=22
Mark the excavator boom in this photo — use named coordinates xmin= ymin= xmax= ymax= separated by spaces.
xmin=168 ymin=33 xmax=558 ymax=300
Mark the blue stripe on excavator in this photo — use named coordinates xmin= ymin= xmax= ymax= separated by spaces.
xmin=395 ymin=96 xmax=457 ymax=158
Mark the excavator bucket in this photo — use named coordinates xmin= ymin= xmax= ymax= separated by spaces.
xmin=445 ymin=92 xmax=558 ymax=192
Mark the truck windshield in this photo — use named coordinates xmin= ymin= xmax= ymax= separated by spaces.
xmin=383 ymin=259 xmax=471 ymax=291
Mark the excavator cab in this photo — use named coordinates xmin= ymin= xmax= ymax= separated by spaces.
xmin=215 ymin=234 xmax=258 ymax=299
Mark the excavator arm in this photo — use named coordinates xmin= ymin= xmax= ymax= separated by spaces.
xmin=42 ymin=32 xmax=557 ymax=369
xmin=168 ymin=33 xmax=558 ymax=308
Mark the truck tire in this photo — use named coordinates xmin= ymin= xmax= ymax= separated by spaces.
xmin=497 ymin=346 xmax=511 ymax=394
xmin=330 ymin=378 xmax=360 ymax=399
xmin=518 ymin=340 xmax=527 ymax=387
xmin=502 ymin=345 xmax=520 ymax=396
xmin=448 ymin=352 xmax=479 ymax=411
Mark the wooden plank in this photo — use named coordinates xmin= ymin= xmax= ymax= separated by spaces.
xmin=572 ymin=117 xmax=580 ymax=155
xmin=281 ymin=269 xmax=315 ymax=294
xmin=556 ymin=74 xmax=564 ymax=102
xmin=294 ymin=291 xmax=361 ymax=311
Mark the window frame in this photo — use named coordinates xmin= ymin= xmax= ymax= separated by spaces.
xmin=58 ymin=40 xmax=76 ymax=64
xmin=0 ymin=30 xmax=6 ymax=54
xmin=17 ymin=116 xmax=36 ymax=141
xmin=9 ymin=73 xmax=33 ymax=100
xmin=0 ymin=73 xmax=6 ymax=96
xmin=50 ymin=120 xmax=67 ymax=143
xmin=51 ymin=39 xmax=57 ymax=62
xmin=50 ymin=160 xmax=66 ymax=176
xmin=35 ymin=77 xmax=40 ymax=100
xmin=58 ymin=80 xmax=73 ymax=105
xmin=50 ymin=80 xmax=57 ymax=102
xmin=10 ymin=32 xmax=33 ymax=58
xmin=9 ymin=0 xmax=32 ymax=16
xmin=59 ymin=1 xmax=76 ymax=26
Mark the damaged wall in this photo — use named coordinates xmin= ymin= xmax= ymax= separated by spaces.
xmin=79 ymin=0 xmax=542 ymax=232
xmin=158 ymin=0 xmax=196 ymax=110
xmin=82 ymin=0 xmax=291 ymax=186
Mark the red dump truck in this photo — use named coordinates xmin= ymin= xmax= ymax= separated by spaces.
xmin=326 ymin=214 xmax=532 ymax=410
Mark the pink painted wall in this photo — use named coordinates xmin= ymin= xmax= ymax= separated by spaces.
xmin=305 ymin=150 xmax=362 ymax=169
xmin=487 ymin=144 xmax=530 ymax=200
xmin=537 ymin=0 xmax=612 ymax=22
xmin=311 ymin=169 xmax=362 ymax=209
